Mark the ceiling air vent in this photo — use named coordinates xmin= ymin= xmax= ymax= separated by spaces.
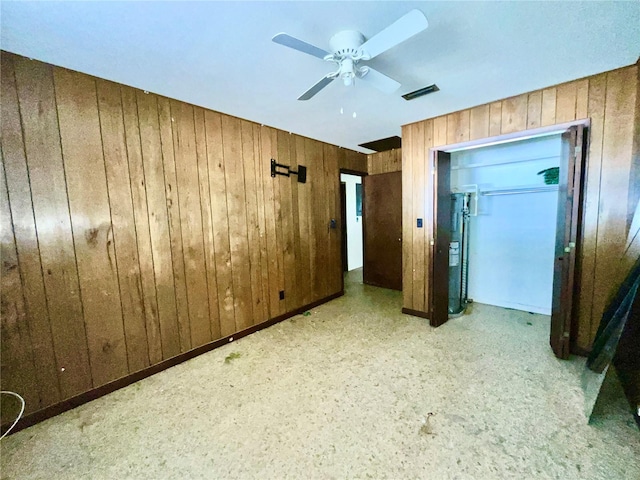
xmin=359 ymin=136 xmax=402 ymax=152
xmin=402 ymin=84 xmax=439 ymax=101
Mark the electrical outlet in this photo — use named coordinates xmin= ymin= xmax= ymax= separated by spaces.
xmin=279 ymin=290 xmax=285 ymax=300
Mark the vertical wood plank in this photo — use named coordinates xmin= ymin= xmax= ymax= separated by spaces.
xmin=469 ymin=105 xmax=490 ymax=141
xmin=96 ymin=80 xmax=149 ymax=372
xmin=290 ymin=136 xmax=305 ymax=303
xmin=253 ymin=124 xmax=271 ymax=319
xmin=367 ymin=154 xmax=375 ymax=175
xmin=412 ymin=122 xmax=426 ymax=312
xmin=324 ymin=144 xmax=340 ymax=295
xmin=204 ymin=110 xmax=236 ymax=336
xmin=322 ymin=143 xmax=338 ymax=296
xmin=1 ymin=54 xmax=61 ymax=405
xmin=526 ymin=91 xmax=543 ymax=129
xmin=194 ymin=107 xmax=221 ymax=340
xmin=394 ymin=149 xmax=402 ymax=172
xmin=433 ymin=116 xmax=448 ymax=147
xmin=489 ymin=102 xmax=502 ymax=136
xmin=555 ymin=82 xmax=578 ymax=123
xmin=381 ymin=151 xmax=389 ymax=174
xmin=241 ymin=120 xmax=266 ymax=323
xmin=271 ymin=129 xmax=287 ymax=309
xmin=14 ymin=58 xmax=92 ymax=397
xmin=221 ymin=115 xmax=253 ymax=329
xmin=295 ymin=135 xmax=312 ymax=305
xmin=447 ymin=110 xmax=470 ymax=145
xmin=402 ymin=125 xmax=414 ymax=309
xmin=138 ymin=94 xmax=182 ymax=358
xmin=54 ymin=67 xmax=128 ymax=385
xmin=0 ymin=156 xmax=40 ymax=418
xmin=423 ymin=120 xmax=434 ymax=311
xmin=575 ymin=79 xmax=589 ymax=119
xmin=590 ymin=67 xmax=637 ymax=340
xmin=120 ymin=88 xmax=163 ymax=364
xmin=345 ymin=150 xmax=367 ymax=173
xmin=576 ymin=73 xmax=606 ymax=349
xmin=307 ymin=138 xmax=325 ymax=302
xmin=541 ymin=87 xmax=557 ymax=126
xmin=278 ymin=131 xmax=296 ymax=305
xmin=500 ymin=94 xmax=528 ymax=134
xmin=170 ymin=100 xmax=211 ymax=347
xmin=260 ymin=127 xmax=282 ymax=316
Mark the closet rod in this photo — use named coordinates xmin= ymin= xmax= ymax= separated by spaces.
xmin=481 ymin=185 xmax=559 ymax=196
xmin=451 ymin=154 xmax=560 ymax=171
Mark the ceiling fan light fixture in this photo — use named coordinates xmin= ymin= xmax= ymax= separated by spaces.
xmin=273 ymin=9 xmax=429 ymax=100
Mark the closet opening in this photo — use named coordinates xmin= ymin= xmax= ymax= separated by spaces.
xmin=431 ymin=121 xmax=589 ymax=359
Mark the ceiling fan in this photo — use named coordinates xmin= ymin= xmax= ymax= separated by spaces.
xmin=272 ymin=10 xmax=428 ymax=100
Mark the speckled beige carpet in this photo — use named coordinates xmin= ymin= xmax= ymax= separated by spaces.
xmin=1 ymin=269 xmax=638 ymax=479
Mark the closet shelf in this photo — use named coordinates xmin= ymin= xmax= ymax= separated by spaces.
xmin=451 ymin=154 xmax=560 ymax=171
xmin=481 ymin=185 xmax=559 ymax=196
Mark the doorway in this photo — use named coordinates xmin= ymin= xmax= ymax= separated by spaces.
xmin=431 ymin=123 xmax=588 ymax=359
xmin=340 ymin=172 xmax=365 ymax=276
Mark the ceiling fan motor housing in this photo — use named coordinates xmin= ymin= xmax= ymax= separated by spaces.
xmin=328 ymin=30 xmax=366 ymax=85
xmin=329 ymin=30 xmax=366 ymax=57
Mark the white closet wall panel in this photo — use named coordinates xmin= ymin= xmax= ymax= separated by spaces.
xmin=451 ymin=135 xmax=562 ymax=314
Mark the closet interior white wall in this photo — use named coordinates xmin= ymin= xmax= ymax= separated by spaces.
xmin=450 ymin=134 xmax=563 ymax=314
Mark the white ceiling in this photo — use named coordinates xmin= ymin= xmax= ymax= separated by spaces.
xmin=2 ymin=1 xmax=639 ymax=153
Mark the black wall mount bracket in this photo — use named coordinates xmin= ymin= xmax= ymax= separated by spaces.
xmin=271 ymin=159 xmax=307 ymax=183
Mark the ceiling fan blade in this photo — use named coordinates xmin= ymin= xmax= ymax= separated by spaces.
xmin=359 ymin=9 xmax=428 ymax=60
xmin=298 ymin=75 xmax=335 ymax=100
xmin=272 ymin=33 xmax=331 ymax=60
xmin=359 ymin=67 xmax=401 ymax=94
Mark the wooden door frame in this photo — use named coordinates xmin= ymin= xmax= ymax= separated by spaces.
xmin=339 ymin=169 xmax=367 ymax=293
xmin=429 ymin=119 xmax=590 ymax=353
xmin=340 ymin=182 xmax=348 ymax=273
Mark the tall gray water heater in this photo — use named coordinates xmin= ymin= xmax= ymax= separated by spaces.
xmin=449 ymin=193 xmax=471 ymax=315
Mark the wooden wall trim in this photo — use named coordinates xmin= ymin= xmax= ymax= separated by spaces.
xmin=1 ymin=291 xmax=343 ymax=437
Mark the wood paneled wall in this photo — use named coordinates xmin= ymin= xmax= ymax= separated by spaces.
xmin=401 ymin=63 xmax=639 ymax=353
xmin=367 ymin=149 xmax=402 ymax=175
xmin=0 ymin=51 xmax=366 ymax=424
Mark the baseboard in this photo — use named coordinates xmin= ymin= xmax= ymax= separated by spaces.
xmin=402 ymin=307 xmax=430 ymax=319
xmin=2 ymin=291 xmax=343 ymax=436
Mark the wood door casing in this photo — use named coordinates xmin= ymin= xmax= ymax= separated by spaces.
xmin=550 ymin=125 xmax=586 ymax=359
xmin=363 ymin=171 xmax=402 ymax=290
xmin=431 ymin=151 xmax=452 ymax=327
xmin=340 ymin=182 xmax=348 ymax=272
